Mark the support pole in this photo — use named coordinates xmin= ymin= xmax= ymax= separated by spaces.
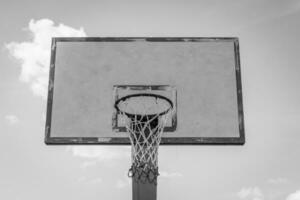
xmin=132 ymin=178 xmax=157 ymax=200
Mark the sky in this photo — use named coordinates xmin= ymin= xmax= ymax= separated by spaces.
xmin=1 ymin=0 xmax=300 ymax=200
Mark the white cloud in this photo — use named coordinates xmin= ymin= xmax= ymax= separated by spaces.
xmin=89 ymin=178 xmax=103 ymax=184
xmin=159 ymin=171 xmax=183 ymax=178
xmin=267 ymin=177 xmax=289 ymax=185
xmin=5 ymin=115 xmax=19 ymax=125
xmin=6 ymin=18 xmax=86 ymax=98
xmin=287 ymin=191 xmax=300 ymax=200
xmin=79 ymin=160 xmax=98 ymax=169
xmin=41 ymin=112 xmax=46 ymax=122
xmin=76 ymin=176 xmax=87 ymax=183
xmin=66 ymin=146 xmax=130 ymax=162
xmin=116 ymin=179 xmax=130 ymax=189
xmin=76 ymin=176 xmax=103 ymax=184
xmin=237 ymin=187 xmax=264 ymax=200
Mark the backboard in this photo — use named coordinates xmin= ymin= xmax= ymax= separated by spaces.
xmin=45 ymin=37 xmax=245 ymax=145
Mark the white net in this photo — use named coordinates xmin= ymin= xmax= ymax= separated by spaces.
xmin=116 ymin=94 xmax=173 ymax=184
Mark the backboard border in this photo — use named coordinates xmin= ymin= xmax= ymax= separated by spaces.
xmin=45 ymin=37 xmax=245 ymax=145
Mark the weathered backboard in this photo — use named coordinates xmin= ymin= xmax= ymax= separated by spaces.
xmin=45 ymin=37 xmax=245 ymax=145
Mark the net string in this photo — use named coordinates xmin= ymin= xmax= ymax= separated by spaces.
xmin=117 ymin=95 xmax=173 ymax=184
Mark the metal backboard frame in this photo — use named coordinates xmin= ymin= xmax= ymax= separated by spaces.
xmin=45 ymin=37 xmax=245 ymax=145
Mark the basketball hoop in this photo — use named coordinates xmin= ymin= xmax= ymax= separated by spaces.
xmin=115 ymin=93 xmax=174 ymax=184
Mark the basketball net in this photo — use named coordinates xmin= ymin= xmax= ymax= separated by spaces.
xmin=115 ymin=94 xmax=173 ymax=184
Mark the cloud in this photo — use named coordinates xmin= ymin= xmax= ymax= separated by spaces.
xmin=116 ymin=178 xmax=131 ymax=189
xmin=67 ymin=146 xmax=130 ymax=162
xmin=237 ymin=187 xmax=264 ymax=200
xmin=89 ymin=178 xmax=103 ymax=184
xmin=79 ymin=160 xmax=98 ymax=169
xmin=5 ymin=115 xmax=19 ymax=125
xmin=6 ymin=18 xmax=86 ymax=98
xmin=41 ymin=112 xmax=46 ymax=122
xmin=267 ymin=177 xmax=289 ymax=185
xmin=76 ymin=176 xmax=103 ymax=184
xmin=287 ymin=191 xmax=300 ymax=200
xmin=159 ymin=171 xmax=183 ymax=178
